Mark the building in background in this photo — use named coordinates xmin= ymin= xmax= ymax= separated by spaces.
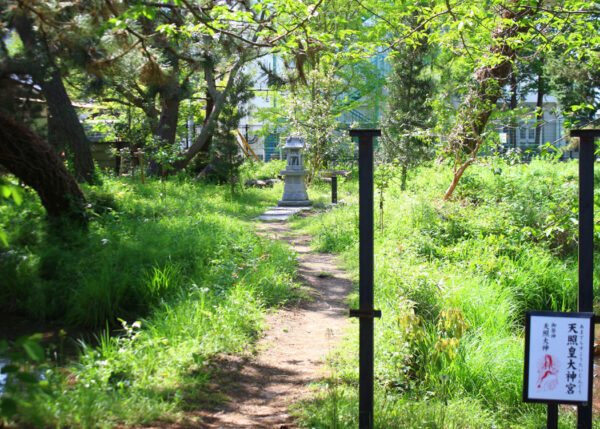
xmin=498 ymin=94 xmax=568 ymax=155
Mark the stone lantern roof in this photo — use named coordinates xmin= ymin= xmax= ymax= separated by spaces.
xmin=283 ymin=136 xmax=304 ymax=149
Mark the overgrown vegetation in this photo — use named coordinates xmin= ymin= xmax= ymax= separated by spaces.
xmin=1 ymin=0 xmax=600 ymax=427
xmin=1 ymin=151 xmax=598 ymax=428
xmin=0 ymin=174 xmax=301 ymax=426
xmin=293 ymin=155 xmax=596 ymax=428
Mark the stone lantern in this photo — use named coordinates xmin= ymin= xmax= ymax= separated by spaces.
xmin=278 ymin=136 xmax=312 ymax=207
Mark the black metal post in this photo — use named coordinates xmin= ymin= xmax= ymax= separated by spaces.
xmin=349 ymin=129 xmax=382 ymax=429
xmin=332 ymin=175 xmax=338 ymax=204
xmin=571 ymin=129 xmax=599 ymax=429
xmin=547 ymin=403 xmax=558 ymax=429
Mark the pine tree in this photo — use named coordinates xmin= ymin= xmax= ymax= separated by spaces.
xmin=380 ymin=39 xmax=435 ymax=190
xmin=209 ymin=73 xmax=254 ymax=194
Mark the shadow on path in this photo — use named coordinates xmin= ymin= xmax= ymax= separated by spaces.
xmin=194 ymin=219 xmax=352 ymax=428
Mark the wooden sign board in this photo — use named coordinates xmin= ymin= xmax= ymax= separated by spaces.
xmin=523 ymin=311 xmax=594 ymax=404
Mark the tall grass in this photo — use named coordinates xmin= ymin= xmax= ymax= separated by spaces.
xmin=0 ymin=174 xmax=301 ymax=426
xmin=294 ymin=157 xmax=593 ymax=428
xmin=0 ymin=176 xmax=288 ymax=327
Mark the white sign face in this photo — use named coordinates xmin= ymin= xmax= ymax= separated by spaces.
xmin=524 ymin=312 xmax=593 ymax=403
xmin=499 ymin=132 xmax=507 ymax=144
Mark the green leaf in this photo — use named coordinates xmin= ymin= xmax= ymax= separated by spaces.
xmin=1 ymin=365 xmax=19 ymax=374
xmin=15 ymin=371 xmax=38 ymax=384
xmin=23 ymin=341 xmax=44 ymax=362
xmin=1 ymin=397 xmax=17 ymax=417
xmin=11 ymin=188 xmax=22 ymax=206
xmin=142 ymin=7 xmax=156 ymax=20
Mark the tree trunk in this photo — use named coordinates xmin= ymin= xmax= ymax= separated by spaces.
xmin=535 ymin=68 xmax=544 ymax=147
xmin=444 ymin=140 xmax=482 ymax=200
xmin=47 ymin=113 xmax=63 ymax=155
xmin=444 ymin=1 xmax=534 ymax=200
xmin=12 ymin=13 xmax=95 ymax=183
xmin=42 ymin=71 xmax=95 ymax=182
xmin=203 ymin=90 xmax=215 ymax=156
xmin=171 ymin=62 xmax=243 ymax=173
xmin=0 ymin=112 xmax=87 ymax=222
xmin=147 ymin=84 xmax=181 ymax=176
xmin=400 ymin=164 xmax=408 ymax=191
xmin=509 ymin=72 xmax=518 ymax=149
xmin=156 ymin=88 xmax=181 ymax=146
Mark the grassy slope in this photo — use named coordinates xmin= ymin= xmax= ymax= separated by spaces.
xmin=292 ymin=157 xmax=600 ymax=428
xmin=0 ymin=171 xmax=304 ymax=427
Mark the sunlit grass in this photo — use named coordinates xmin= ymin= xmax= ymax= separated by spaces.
xmin=293 ymin=157 xmax=596 ymax=428
xmin=0 ymin=173 xmax=302 ymax=426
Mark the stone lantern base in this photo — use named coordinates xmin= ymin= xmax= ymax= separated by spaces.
xmin=277 ymin=170 xmax=312 ymax=207
xmin=277 ymin=199 xmax=312 ymax=207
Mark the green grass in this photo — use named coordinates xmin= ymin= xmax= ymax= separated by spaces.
xmin=292 ymin=157 xmax=600 ymax=428
xmin=0 ymin=173 xmax=302 ymax=426
xmin=3 ymin=157 xmax=597 ymax=428
xmin=0 ymin=175 xmax=289 ymax=327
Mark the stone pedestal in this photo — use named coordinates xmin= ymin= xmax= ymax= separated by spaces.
xmin=278 ymin=170 xmax=312 ymax=206
xmin=278 ymin=136 xmax=312 ymax=207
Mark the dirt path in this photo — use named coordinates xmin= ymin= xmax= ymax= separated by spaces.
xmin=197 ymin=220 xmax=352 ymax=428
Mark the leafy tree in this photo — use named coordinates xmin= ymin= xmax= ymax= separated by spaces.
xmin=285 ymin=66 xmax=354 ymax=181
xmin=355 ymin=0 xmax=600 ymax=199
xmin=97 ymin=3 xmax=203 ymax=173
xmin=380 ymin=35 xmax=435 ymax=190
xmin=438 ymin=2 xmax=537 ymax=199
xmin=257 ymin=0 xmax=383 ymax=179
xmin=133 ymin=0 xmax=327 ymax=173
xmin=546 ymin=51 xmax=600 ymax=128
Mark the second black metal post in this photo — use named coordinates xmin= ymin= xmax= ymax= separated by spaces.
xmin=358 ymin=133 xmax=374 ymax=429
xmin=572 ymin=130 xmax=598 ymax=429
xmin=332 ymin=175 xmax=338 ymax=204
xmin=547 ymin=403 xmax=558 ymax=429
xmin=349 ymin=129 xmax=381 ymax=429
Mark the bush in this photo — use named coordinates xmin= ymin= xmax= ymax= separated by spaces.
xmin=240 ymin=159 xmax=286 ymax=181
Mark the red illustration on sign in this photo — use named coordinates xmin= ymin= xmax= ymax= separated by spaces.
xmin=537 ymin=354 xmax=559 ymax=391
